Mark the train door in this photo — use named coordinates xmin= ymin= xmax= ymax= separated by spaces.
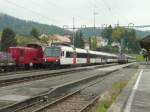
xmin=73 ymin=51 xmax=76 ymax=64
xmin=87 ymin=53 xmax=90 ymax=64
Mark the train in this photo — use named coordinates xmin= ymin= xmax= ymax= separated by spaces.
xmin=0 ymin=43 xmax=136 ymax=71
xmin=44 ymin=44 xmax=118 ymax=67
xmin=8 ymin=44 xmax=44 ymax=69
xmin=118 ymin=53 xmax=136 ymax=64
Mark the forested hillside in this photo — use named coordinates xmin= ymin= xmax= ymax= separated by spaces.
xmin=0 ymin=14 xmax=68 ymax=36
xmin=0 ymin=13 xmax=150 ymax=38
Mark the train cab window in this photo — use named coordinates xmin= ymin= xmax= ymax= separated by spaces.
xmin=44 ymin=47 xmax=60 ymax=57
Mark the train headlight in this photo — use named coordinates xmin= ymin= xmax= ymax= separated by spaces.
xmin=56 ymin=59 xmax=58 ymax=62
xmin=44 ymin=58 xmax=47 ymax=62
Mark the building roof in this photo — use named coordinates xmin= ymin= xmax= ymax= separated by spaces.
xmin=140 ymin=35 xmax=150 ymax=51
xmin=49 ymin=35 xmax=71 ymax=43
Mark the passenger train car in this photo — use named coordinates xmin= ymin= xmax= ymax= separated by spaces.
xmin=43 ymin=44 xmax=118 ymax=66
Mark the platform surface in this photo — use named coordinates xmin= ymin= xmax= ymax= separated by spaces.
xmin=125 ymin=64 xmax=150 ymax=112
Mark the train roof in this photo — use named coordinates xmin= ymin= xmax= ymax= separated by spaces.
xmin=46 ymin=45 xmax=74 ymax=52
xmin=9 ymin=47 xmax=36 ymax=50
xmin=125 ymin=54 xmax=136 ymax=59
xmin=118 ymin=53 xmax=136 ymax=59
xmin=45 ymin=45 xmax=118 ymax=57
xmin=76 ymin=48 xmax=87 ymax=53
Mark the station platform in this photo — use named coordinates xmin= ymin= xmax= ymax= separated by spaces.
xmin=108 ymin=63 xmax=150 ymax=112
xmin=126 ymin=65 xmax=150 ymax=112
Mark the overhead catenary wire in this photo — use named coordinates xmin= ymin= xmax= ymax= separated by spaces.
xmin=99 ymin=0 xmax=130 ymax=24
xmin=4 ymin=0 xmax=60 ymax=23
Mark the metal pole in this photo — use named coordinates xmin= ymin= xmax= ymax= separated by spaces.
xmin=94 ymin=12 xmax=96 ymax=30
xmin=73 ymin=17 xmax=75 ymax=47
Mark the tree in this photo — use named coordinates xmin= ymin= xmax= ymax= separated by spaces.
xmin=1 ymin=28 xmax=17 ymax=51
xmin=30 ymin=28 xmax=39 ymax=39
xmin=112 ymin=27 xmax=140 ymax=53
xmin=74 ymin=31 xmax=84 ymax=48
xmin=91 ymin=37 xmax=97 ymax=50
xmin=89 ymin=37 xmax=92 ymax=49
xmin=112 ymin=26 xmax=126 ymax=43
xmin=40 ymin=36 xmax=49 ymax=45
xmin=101 ymin=25 xmax=113 ymax=45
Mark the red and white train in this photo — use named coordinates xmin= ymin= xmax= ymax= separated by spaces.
xmin=44 ymin=44 xmax=118 ymax=67
xmin=0 ymin=43 xmax=136 ymax=71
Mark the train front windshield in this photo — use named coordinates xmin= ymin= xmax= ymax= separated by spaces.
xmin=44 ymin=47 xmax=60 ymax=57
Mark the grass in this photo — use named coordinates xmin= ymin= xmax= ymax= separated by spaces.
xmin=96 ymin=80 xmax=128 ymax=112
xmin=0 ymin=32 xmax=2 ymax=39
xmin=136 ymin=55 xmax=145 ymax=61
xmin=128 ymin=54 xmax=145 ymax=62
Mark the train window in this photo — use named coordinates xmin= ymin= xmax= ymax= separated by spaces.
xmin=66 ymin=52 xmax=73 ymax=58
xmin=44 ymin=47 xmax=60 ymax=57
xmin=90 ymin=54 xmax=96 ymax=58
xmin=77 ymin=53 xmax=87 ymax=58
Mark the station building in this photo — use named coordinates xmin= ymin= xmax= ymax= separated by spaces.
xmin=140 ymin=35 xmax=150 ymax=59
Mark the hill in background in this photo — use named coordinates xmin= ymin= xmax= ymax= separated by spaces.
xmin=0 ymin=13 xmax=150 ymax=39
xmin=0 ymin=13 xmax=69 ymax=36
xmin=79 ymin=27 xmax=150 ymax=39
xmin=135 ymin=30 xmax=150 ymax=39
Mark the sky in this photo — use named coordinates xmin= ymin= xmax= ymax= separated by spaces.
xmin=0 ymin=0 xmax=150 ymax=29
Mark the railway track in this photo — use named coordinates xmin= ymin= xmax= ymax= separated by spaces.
xmin=30 ymin=64 xmax=137 ymax=112
xmin=6 ymin=73 xmax=108 ymax=112
xmin=0 ymin=64 xmax=118 ymax=112
xmin=0 ymin=63 xmax=136 ymax=112
xmin=0 ymin=69 xmax=46 ymax=76
xmin=0 ymin=64 xmax=116 ymax=87
xmin=32 ymin=80 xmax=103 ymax=112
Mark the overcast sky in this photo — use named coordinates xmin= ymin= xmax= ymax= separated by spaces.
xmin=0 ymin=0 xmax=150 ymax=28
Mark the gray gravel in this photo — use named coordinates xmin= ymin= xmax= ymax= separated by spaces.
xmin=36 ymin=68 xmax=138 ymax=112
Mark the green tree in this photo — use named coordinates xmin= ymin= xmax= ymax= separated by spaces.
xmin=89 ymin=37 xmax=92 ymax=49
xmin=112 ymin=27 xmax=140 ymax=53
xmin=30 ymin=28 xmax=39 ymax=39
xmin=40 ymin=36 xmax=49 ymax=45
xmin=74 ymin=31 xmax=84 ymax=48
xmin=101 ymin=25 xmax=113 ymax=45
xmin=1 ymin=28 xmax=17 ymax=51
xmin=112 ymin=26 xmax=126 ymax=43
xmin=91 ymin=37 xmax=97 ymax=50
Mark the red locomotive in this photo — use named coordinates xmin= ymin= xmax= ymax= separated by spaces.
xmin=8 ymin=44 xmax=44 ymax=69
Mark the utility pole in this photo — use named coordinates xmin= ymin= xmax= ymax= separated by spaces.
xmin=73 ymin=16 xmax=75 ymax=48
xmin=93 ymin=3 xmax=98 ymax=37
xmin=93 ymin=10 xmax=98 ymax=50
xmin=93 ymin=12 xmax=98 ymax=36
